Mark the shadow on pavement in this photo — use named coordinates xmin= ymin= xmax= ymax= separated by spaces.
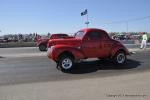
xmin=0 ymin=58 xmax=142 ymax=86
xmin=0 ymin=56 xmax=5 ymax=58
xmin=67 ymin=59 xmax=141 ymax=74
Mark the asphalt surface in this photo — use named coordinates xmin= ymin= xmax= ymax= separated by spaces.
xmin=0 ymin=47 xmax=150 ymax=86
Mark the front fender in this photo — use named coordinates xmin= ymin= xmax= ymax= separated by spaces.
xmin=49 ymin=45 xmax=85 ymax=61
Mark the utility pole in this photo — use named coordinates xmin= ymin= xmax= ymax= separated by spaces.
xmin=126 ymin=21 xmax=128 ymax=33
xmin=0 ymin=30 xmax=2 ymax=36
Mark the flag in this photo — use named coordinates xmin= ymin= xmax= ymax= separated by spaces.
xmin=81 ymin=9 xmax=87 ymax=16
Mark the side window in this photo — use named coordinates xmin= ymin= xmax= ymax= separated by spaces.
xmin=59 ymin=34 xmax=68 ymax=38
xmin=88 ymin=32 xmax=101 ymax=40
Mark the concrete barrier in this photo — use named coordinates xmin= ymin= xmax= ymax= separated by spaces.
xmin=0 ymin=42 xmax=36 ymax=48
xmin=0 ymin=41 xmax=150 ymax=49
xmin=124 ymin=43 xmax=150 ymax=49
xmin=120 ymin=40 xmax=135 ymax=44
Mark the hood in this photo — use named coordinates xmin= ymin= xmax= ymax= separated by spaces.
xmin=48 ymin=38 xmax=82 ymax=47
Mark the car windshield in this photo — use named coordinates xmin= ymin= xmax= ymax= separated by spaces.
xmin=74 ymin=31 xmax=84 ymax=38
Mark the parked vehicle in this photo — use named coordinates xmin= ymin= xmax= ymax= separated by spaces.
xmin=112 ymin=34 xmax=127 ymax=40
xmin=0 ymin=37 xmax=6 ymax=43
xmin=47 ymin=28 xmax=130 ymax=71
xmin=36 ymin=33 xmax=69 ymax=51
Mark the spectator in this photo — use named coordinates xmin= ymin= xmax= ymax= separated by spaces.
xmin=140 ymin=32 xmax=148 ymax=49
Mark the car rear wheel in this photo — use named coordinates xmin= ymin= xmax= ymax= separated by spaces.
xmin=39 ymin=44 xmax=47 ymax=51
xmin=113 ymin=51 xmax=126 ymax=64
xmin=58 ymin=55 xmax=74 ymax=71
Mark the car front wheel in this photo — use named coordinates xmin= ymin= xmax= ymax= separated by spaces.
xmin=58 ymin=55 xmax=74 ymax=71
xmin=39 ymin=44 xmax=47 ymax=51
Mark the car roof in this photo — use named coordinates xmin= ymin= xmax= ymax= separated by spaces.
xmin=51 ymin=33 xmax=68 ymax=36
xmin=79 ymin=28 xmax=107 ymax=33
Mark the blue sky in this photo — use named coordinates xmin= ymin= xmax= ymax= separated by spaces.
xmin=0 ymin=0 xmax=150 ymax=35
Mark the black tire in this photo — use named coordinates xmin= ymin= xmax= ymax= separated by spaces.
xmin=58 ymin=55 xmax=74 ymax=71
xmin=113 ymin=51 xmax=126 ymax=65
xmin=39 ymin=44 xmax=47 ymax=51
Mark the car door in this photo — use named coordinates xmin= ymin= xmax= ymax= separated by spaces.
xmin=81 ymin=31 xmax=101 ymax=58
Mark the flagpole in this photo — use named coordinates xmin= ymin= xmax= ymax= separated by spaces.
xmin=86 ymin=14 xmax=88 ymax=28
xmin=81 ymin=9 xmax=89 ymax=28
xmin=85 ymin=9 xmax=89 ymax=28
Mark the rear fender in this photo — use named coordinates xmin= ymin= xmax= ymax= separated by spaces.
xmin=111 ymin=47 xmax=126 ymax=57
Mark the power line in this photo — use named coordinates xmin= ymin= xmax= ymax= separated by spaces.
xmin=102 ymin=15 xmax=150 ymax=33
xmin=127 ymin=16 xmax=150 ymax=22
xmin=103 ymin=16 xmax=150 ymax=24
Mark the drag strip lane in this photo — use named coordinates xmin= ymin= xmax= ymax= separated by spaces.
xmin=0 ymin=47 xmax=150 ymax=86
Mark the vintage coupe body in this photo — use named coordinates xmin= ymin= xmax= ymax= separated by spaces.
xmin=47 ymin=28 xmax=129 ymax=71
xmin=36 ymin=33 xmax=69 ymax=51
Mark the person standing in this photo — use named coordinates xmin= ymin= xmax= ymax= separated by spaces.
xmin=140 ymin=32 xmax=148 ymax=49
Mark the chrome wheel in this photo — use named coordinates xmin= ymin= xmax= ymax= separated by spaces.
xmin=116 ymin=53 xmax=125 ymax=64
xmin=61 ymin=58 xmax=73 ymax=70
xmin=113 ymin=51 xmax=126 ymax=65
